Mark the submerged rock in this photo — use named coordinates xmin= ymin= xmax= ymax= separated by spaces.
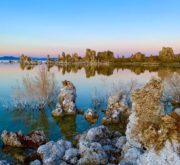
xmin=1 ymin=130 xmax=47 ymax=148
xmin=52 ymin=80 xmax=77 ymax=117
xmin=102 ymin=94 xmax=129 ymax=125
xmin=84 ymin=108 xmax=99 ymax=124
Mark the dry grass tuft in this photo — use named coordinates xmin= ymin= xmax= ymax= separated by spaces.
xmin=12 ymin=65 xmax=59 ymax=110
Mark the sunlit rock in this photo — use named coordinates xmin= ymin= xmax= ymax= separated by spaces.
xmin=52 ymin=80 xmax=77 ymax=117
xmin=84 ymin=108 xmax=99 ymax=124
xmin=1 ymin=130 xmax=47 ymax=148
xmin=102 ymin=94 xmax=129 ymax=125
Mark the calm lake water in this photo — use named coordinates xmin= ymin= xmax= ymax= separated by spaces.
xmin=0 ymin=63 xmax=179 ymax=163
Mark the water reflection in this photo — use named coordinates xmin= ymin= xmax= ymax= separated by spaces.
xmin=1 ymin=63 xmax=180 ymax=163
xmin=53 ymin=115 xmax=76 ymax=141
xmin=9 ymin=110 xmax=50 ymax=135
xmin=21 ymin=63 xmax=180 ymax=80
xmin=2 ymin=146 xmax=37 ymax=164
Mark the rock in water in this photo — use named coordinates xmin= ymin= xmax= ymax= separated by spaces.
xmin=52 ymin=80 xmax=77 ymax=117
xmin=1 ymin=130 xmax=47 ymax=148
xmin=102 ymin=93 xmax=129 ymax=125
xmin=84 ymin=108 xmax=99 ymax=124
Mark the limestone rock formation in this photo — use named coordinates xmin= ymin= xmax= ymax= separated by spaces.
xmin=121 ymin=78 xmax=180 ymax=165
xmin=1 ymin=130 xmax=47 ymax=148
xmin=126 ymin=78 xmax=164 ymax=148
xmin=52 ymin=80 xmax=77 ymax=117
xmin=102 ymin=94 xmax=129 ymax=125
xmin=84 ymin=108 xmax=99 ymax=124
xmin=159 ymin=47 xmax=175 ymax=62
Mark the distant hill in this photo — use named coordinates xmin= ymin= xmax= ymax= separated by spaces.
xmin=0 ymin=56 xmax=19 ymax=60
xmin=0 ymin=56 xmax=57 ymax=61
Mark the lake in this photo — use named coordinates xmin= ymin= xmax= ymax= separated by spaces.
xmin=0 ymin=63 xmax=178 ymax=163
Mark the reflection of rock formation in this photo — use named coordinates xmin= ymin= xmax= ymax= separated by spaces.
xmin=2 ymin=146 xmax=38 ymax=164
xmin=158 ymin=67 xmax=180 ymax=80
xmin=97 ymin=65 xmax=114 ymax=76
xmin=84 ymin=65 xmax=96 ymax=78
xmin=54 ymin=116 xmax=76 ymax=141
xmin=10 ymin=111 xmax=50 ymax=135
xmin=132 ymin=67 xmax=145 ymax=75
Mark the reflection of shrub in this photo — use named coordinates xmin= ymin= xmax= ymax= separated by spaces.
xmin=12 ymin=65 xmax=59 ymax=110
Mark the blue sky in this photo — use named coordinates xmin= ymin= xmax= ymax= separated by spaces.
xmin=0 ymin=0 xmax=180 ymax=57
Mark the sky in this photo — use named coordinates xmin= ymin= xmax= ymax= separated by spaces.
xmin=0 ymin=0 xmax=180 ymax=57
